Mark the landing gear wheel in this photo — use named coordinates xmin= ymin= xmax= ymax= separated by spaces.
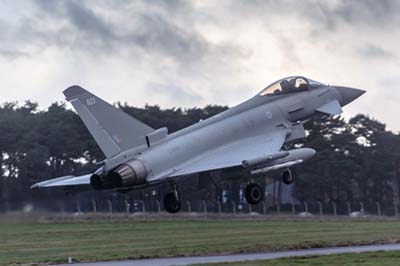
xmin=282 ymin=169 xmax=294 ymax=185
xmin=245 ymin=183 xmax=263 ymax=205
xmin=164 ymin=191 xmax=182 ymax=213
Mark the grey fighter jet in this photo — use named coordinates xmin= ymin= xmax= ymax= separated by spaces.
xmin=31 ymin=76 xmax=365 ymax=213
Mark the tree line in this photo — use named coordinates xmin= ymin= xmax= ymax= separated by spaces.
xmin=0 ymin=101 xmax=399 ymax=211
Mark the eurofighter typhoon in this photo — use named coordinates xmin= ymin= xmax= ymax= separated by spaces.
xmin=32 ymin=76 xmax=365 ymax=213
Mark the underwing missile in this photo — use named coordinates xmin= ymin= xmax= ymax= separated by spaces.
xmin=242 ymin=151 xmax=290 ymax=168
xmin=250 ymin=159 xmax=304 ymax=175
xmin=249 ymin=148 xmax=316 ymax=175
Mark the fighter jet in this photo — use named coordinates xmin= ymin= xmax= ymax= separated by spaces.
xmin=31 ymin=76 xmax=365 ymax=213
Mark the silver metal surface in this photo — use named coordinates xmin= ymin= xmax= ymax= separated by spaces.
xmin=32 ymin=77 xmax=365 ymax=191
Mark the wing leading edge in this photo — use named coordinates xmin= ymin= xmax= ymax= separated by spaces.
xmin=31 ymin=174 xmax=91 ymax=189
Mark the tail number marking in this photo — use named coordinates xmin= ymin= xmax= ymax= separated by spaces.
xmin=86 ymin=97 xmax=96 ymax=106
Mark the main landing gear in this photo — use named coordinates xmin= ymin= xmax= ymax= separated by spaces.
xmin=164 ymin=182 xmax=182 ymax=213
xmin=245 ymin=183 xmax=263 ymax=205
xmin=282 ymin=169 xmax=294 ymax=185
xmin=244 ymin=169 xmax=294 ymax=205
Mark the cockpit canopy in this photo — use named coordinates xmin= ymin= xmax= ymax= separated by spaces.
xmin=259 ymin=76 xmax=324 ymax=97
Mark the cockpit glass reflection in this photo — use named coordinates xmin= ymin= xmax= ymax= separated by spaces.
xmin=259 ymin=76 xmax=320 ymax=96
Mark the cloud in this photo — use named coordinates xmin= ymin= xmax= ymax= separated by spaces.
xmin=64 ymin=1 xmax=113 ymax=39
xmin=360 ymin=44 xmax=398 ymax=60
xmin=332 ymin=0 xmax=400 ymax=25
xmin=0 ymin=49 xmax=29 ymax=59
xmin=226 ymin=1 xmax=400 ymax=32
xmin=29 ymin=0 xmax=116 ymax=51
xmin=13 ymin=0 xmax=244 ymax=67
xmin=146 ymin=81 xmax=204 ymax=106
xmin=0 ymin=0 xmax=400 ymax=130
xmin=126 ymin=13 xmax=210 ymax=62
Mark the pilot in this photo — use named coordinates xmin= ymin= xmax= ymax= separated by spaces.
xmin=280 ymin=79 xmax=295 ymax=93
xmin=288 ymin=78 xmax=296 ymax=90
xmin=296 ymin=78 xmax=309 ymax=91
xmin=298 ymin=82 xmax=309 ymax=91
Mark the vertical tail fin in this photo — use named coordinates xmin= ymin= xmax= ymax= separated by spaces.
xmin=63 ymin=85 xmax=154 ymax=158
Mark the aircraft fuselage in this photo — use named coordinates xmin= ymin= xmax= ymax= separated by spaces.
xmin=111 ymin=84 xmax=343 ymax=183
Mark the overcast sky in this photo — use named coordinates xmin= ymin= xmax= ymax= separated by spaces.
xmin=0 ymin=0 xmax=399 ymax=130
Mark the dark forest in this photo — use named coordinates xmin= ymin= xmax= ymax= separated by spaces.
xmin=1 ymin=101 xmax=399 ymax=213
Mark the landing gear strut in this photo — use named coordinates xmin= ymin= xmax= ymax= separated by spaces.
xmin=245 ymin=183 xmax=263 ymax=205
xmin=163 ymin=183 xmax=182 ymax=213
xmin=282 ymin=169 xmax=294 ymax=185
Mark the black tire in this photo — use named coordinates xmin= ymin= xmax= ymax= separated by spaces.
xmin=245 ymin=183 xmax=263 ymax=205
xmin=282 ymin=169 xmax=294 ymax=185
xmin=164 ymin=192 xmax=182 ymax=213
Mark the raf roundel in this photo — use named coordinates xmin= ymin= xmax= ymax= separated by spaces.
xmin=266 ymin=111 xmax=273 ymax=120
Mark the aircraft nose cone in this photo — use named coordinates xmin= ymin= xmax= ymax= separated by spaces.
xmin=336 ymin=86 xmax=366 ymax=106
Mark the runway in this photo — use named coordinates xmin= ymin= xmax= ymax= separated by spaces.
xmin=56 ymin=244 xmax=400 ymax=266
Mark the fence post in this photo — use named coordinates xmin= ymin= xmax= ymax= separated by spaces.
xmin=332 ymin=202 xmax=337 ymax=216
xmin=276 ymin=201 xmax=280 ymax=215
xmin=394 ymin=202 xmax=398 ymax=217
xmin=76 ymin=200 xmax=81 ymax=213
xmin=304 ymin=201 xmax=309 ymax=213
xmin=186 ymin=201 xmax=191 ymax=213
xmin=139 ymin=200 xmax=145 ymax=214
xmin=376 ymin=201 xmax=381 ymax=216
xmin=92 ymin=199 xmax=97 ymax=214
xmin=232 ymin=201 xmax=236 ymax=214
xmin=261 ymin=201 xmax=266 ymax=215
xmin=360 ymin=202 xmax=365 ymax=215
xmin=107 ymin=200 xmax=112 ymax=215
xmin=156 ymin=200 xmax=161 ymax=213
xmin=202 ymin=200 xmax=207 ymax=215
xmin=249 ymin=204 xmax=252 ymax=213
xmin=59 ymin=201 xmax=65 ymax=221
xmin=346 ymin=202 xmax=351 ymax=215
xmin=125 ymin=200 xmax=130 ymax=217
xmin=317 ymin=201 xmax=323 ymax=217
xmin=4 ymin=201 xmax=10 ymax=213
xmin=217 ymin=201 xmax=222 ymax=214
xmin=291 ymin=203 xmax=296 ymax=215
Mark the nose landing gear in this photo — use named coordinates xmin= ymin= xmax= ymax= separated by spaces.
xmin=282 ymin=169 xmax=294 ymax=185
